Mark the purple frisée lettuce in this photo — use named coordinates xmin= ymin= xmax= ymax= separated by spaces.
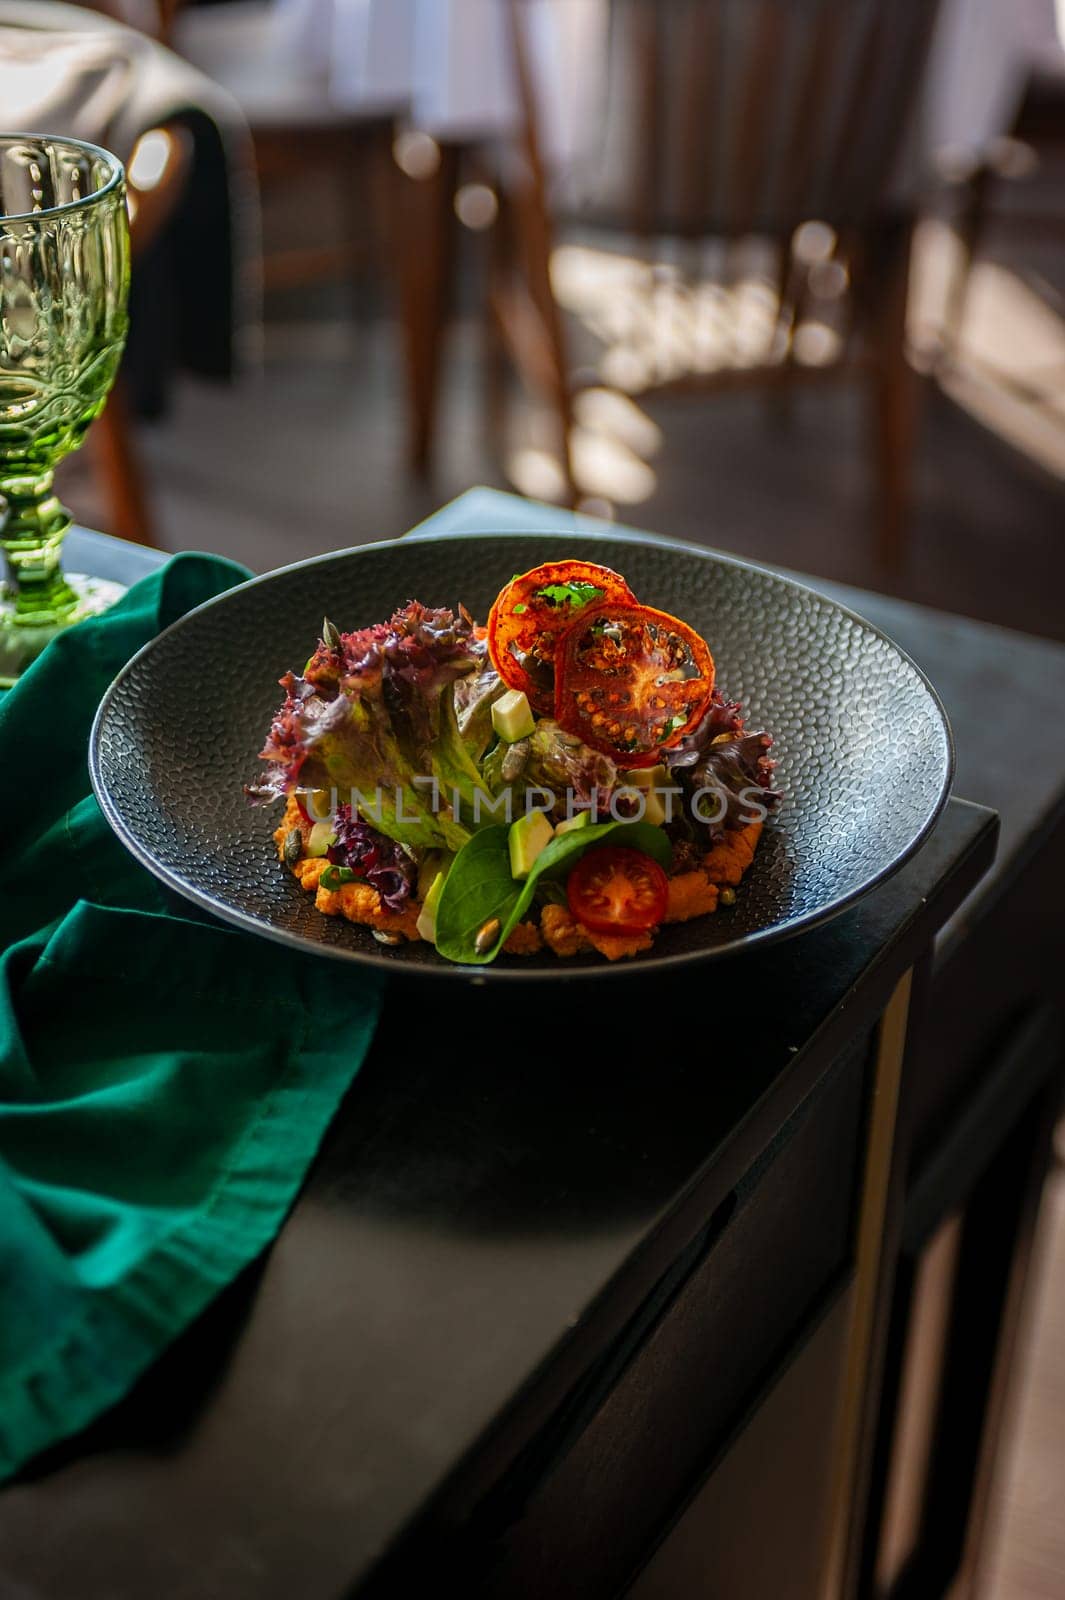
xmin=327 ymin=804 xmax=417 ymax=910
xmin=248 ymin=602 xmax=484 ymax=852
xmin=663 ymin=690 xmax=780 ymax=842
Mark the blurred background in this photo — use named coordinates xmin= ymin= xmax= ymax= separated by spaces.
xmin=3 ymin=1 xmax=1063 ymax=1594
xmin=7 ymin=0 xmax=1061 ymax=638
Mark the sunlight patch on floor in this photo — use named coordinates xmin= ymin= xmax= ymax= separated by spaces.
xmin=911 ymin=219 xmax=1065 ymax=480
xmin=552 ymin=239 xmax=847 ymax=387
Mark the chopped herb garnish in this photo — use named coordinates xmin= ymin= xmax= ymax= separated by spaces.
xmin=536 ymin=581 xmax=604 ymax=609
xmin=319 ymin=865 xmax=359 ymax=891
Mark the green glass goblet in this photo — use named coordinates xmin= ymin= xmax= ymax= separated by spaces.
xmin=0 ymin=134 xmax=131 ymax=686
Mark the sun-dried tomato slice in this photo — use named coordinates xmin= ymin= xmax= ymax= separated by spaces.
xmin=554 ymin=603 xmax=715 ymax=767
xmin=487 ymin=560 xmax=636 ymax=714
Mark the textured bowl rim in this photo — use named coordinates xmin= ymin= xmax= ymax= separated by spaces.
xmin=89 ymin=530 xmax=955 ymax=983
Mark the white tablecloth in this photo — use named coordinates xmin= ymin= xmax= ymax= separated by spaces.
xmin=273 ymin=0 xmax=601 ymax=162
xmin=274 ymin=0 xmax=1064 ymax=170
xmin=920 ymin=0 xmax=1064 ymax=162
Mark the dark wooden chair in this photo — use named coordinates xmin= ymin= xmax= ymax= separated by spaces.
xmin=490 ymin=0 xmax=947 ymax=569
xmin=90 ymin=120 xmax=190 ymax=548
xmin=76 ymin=0 xmax=389 ymax=541
xmin=168 ymin=0 xmax=389 ymax=304
xmin=45 ymin=2 xmax=198 ymax=544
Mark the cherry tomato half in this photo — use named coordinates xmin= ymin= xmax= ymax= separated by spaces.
xmin=566 ymin=846 xmax=669 ymax=935
xmin=554 ymin=602 xmax=715 ymax=767
xmin=487 ymin=560 xmax=636 ymax=714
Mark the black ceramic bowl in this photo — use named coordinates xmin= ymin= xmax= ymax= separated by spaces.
xmin=90 ymin=532 xmax=953 ymax=980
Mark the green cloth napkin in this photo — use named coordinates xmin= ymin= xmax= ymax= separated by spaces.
xmin=0 ymin=554 xmax=382 ymax=1482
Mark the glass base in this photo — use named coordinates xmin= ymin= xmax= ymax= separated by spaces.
xmin=0 ymin=573 xmax=126 ymax=687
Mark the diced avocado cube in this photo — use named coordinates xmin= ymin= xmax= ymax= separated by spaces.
xmin=620 ymin=765 xmax=671 ymax=825
xmin=306 ymin=820 xmax=337 ymax=857
xmin=492 ymin=688 xmax=536 ymax=743
xmin=622 ymin=764 xmax=669 ymax=790
xmin=555 ymin=810 xmax=591 ymax=836
xmin=416 ymin=870 xmax=447 ymax=944
xmin=639 ymin=788 xmax=668 ymax=827
xmin=417 ymin=848 xmax=452 ymax=902
xmin=509 ymin=810 xmax=554 ymax=879
xmin=296 ymin=787 xmax=335 ymax=821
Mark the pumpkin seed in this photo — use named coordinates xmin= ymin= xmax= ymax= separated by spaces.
xmin=283 ymin=827 xmax=302 ymax=867
xmin=372 ymin=928 xmax=403 ymax=946
xmin=501 ymin=738 xmax=530 ymax=782
xmin=474 ymin=917 xmax=501 ymax=955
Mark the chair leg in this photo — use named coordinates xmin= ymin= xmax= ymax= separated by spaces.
xmin=483 ymin=214 xmax=510 ymax=473
xmin=505 ymin=174 xmax=578 ymax=506
xmin=944 ymin=164 xmax=993 ymax=365
xmin=388 ymin=141 xmax=461 ymax=479
xmin=869 ymin=222 xmax=919 ymax=574
xmin=91 ymin=379 xmax=160 ymax=548
xmin=341 ymin=127 xmax=380 ymax=338
xmin=767 ymin=370 xmax=796 ymax=431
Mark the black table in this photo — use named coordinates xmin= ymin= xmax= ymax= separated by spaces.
xmin=2 ymin=498 xmax=1062 ymax=1600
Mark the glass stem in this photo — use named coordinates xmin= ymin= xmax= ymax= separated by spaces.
xmin=0 ymin=470 xmax=77 ymax=622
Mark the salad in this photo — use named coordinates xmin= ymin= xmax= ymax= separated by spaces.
xmin=248 ymin=560 xmax=779 ymax=963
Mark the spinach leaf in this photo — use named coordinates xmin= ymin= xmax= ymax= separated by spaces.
xmin=433 ymin=818 xmax=671 ymax=965
xmin=433 ymin=826 xmax=520 ymax=963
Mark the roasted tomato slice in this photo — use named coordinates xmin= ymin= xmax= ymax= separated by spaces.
xmin=487 ymin=560 xmax=636 ymax=714
xmin=554 ymin=603 xmax=715 ymax=766
xmin=567 ymin=846 xmax=669 ymax=935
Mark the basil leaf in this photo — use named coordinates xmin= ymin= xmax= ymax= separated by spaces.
xmin=433 ymin=818 xmax=671 ymax=965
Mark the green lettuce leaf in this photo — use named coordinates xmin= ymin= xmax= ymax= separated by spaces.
xmin=452 ymin=661 xmax=506 ymax=761
xmin=252 ymin=602 xmax=484 ymax=853
xmin=430 ymin=683 xmax=499 ymax=831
